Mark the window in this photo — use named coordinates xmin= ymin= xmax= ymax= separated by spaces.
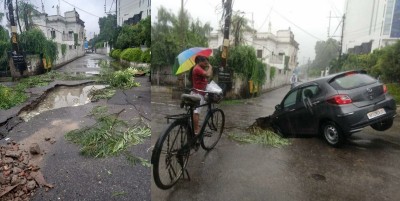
xmin=283 ymin=90 xmax=298 ymax=108
xmin=51 ymin=30 xmax=56 ymax=39
xmin=330 ymin=73 xmax=376 ymax=90
xmin=68 ymin=31 xmax=73 ymax=40
xmin=257 ymin=49 xmax=263 ymax=58
xmin=301 ymin=85 xmax=319 ymax=100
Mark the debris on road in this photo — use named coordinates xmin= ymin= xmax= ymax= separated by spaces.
xmin=0 ymin=142 xmax=54 ymax=200
xmin=29 ymin=143 xmax=40 ymax=155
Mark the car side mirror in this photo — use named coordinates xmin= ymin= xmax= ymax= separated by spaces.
xmin=275 ymin=104 xmax=281 ymax=111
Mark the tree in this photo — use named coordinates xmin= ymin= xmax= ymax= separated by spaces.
xmin=373 ymin=41 xmax=400 ymax=82
xmin=0 ymin=23 xmax=10 ymax=72
xmin=230 ymin=13 xmax=255 ymax=46
xmin=98 ymin=14 xmax=118 ymax=48
xmin=311 ymin=38 xmax=340 ymax=73
xmin=151 ymin=6 xmax=211 ymax=69
xmin=228 ymin=45 xmax=266 ymax=85
xmin=17 ymin=1 xmax=39 ymax=32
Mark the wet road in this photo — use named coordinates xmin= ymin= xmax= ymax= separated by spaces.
xmin=1 ymin=54 xmax=151 ymax=201
xmin=151 ymin=86 xmax=400 ymax=201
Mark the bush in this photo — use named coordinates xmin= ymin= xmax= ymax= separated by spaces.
xmin=387 ymin=83 xmax=400 ymax=104
xmin=111 ymin=49 xmax=122 ymax=59
xmin=19 ymin=28 xmax=58 ymax=64
xmin=120 ymin=48 xmax=142 ymax=62
xmin=110 ymin=68 xmax=141 ymax=88
xmin=0 ymin=84 xmax=27 ymax=109
xmin=141 ymin=49 xmax=151 ymax=63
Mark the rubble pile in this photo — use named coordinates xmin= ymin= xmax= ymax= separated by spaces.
xmin=0 ymin=142 xmax=53 ymax=201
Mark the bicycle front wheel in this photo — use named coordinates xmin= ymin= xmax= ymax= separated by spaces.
xmin=201 ymin=109 xmax=225 ymax=150
xmin=152 ymin=120 xmax=190 ymax=189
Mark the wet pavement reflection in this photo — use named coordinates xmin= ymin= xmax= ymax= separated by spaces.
xmin=19 ymin=85 xmax=107 ymax=122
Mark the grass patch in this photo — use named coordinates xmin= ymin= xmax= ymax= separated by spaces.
xmin=0 ymin=71 xmax=89 ymax=110
xmin=0 ymin=84 xmax=27 ymax=109
xmin=228 ymin=127 xmax=290 ymax=148
xmin=89 ymin=87 xmax=116 ymax=101
xmin=221 ymin=99 xmax=245 ymax=105
xmin=387 ymin=83 xmax=400 ymax=104
xmin=65 ymin=106 xmax=151 ymax=164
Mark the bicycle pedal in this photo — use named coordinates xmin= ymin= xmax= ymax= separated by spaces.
xmin=204 ymin=131 xmax=213 ymax=137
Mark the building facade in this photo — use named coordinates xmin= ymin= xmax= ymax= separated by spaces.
xmin=117 ymin=0 xmax=151 ymax=26
xmin=208 ymin=29 xmax=299 ymax=71
xmin=342 ymin=0 xmax=400 ymax=54
xmin=33 ymin=9 xmax=86 ymax=67
xmin=208 ymin=28 xmax=299 ymax=92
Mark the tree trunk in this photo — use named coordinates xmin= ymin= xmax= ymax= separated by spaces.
xmin=15 ymin=0 xmax=22 ymax=33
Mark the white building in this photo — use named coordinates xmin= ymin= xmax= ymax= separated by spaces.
xmin=208 ymin=27 xmax=299 ymax=91
xmin=33 ymin=9 xmax=86 ymax=66
xmin=342 ymin=0 xmax=400 ymax=54
xmin=117 ymin=0 xmax=151 ymax=26
xmin=208 ymin=28 xmax=299 ymax=71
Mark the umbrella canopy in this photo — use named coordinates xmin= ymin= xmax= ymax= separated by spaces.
xmin=173 ymin=47 xmax=212 ymax=75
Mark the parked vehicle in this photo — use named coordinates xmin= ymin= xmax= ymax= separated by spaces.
xmin=271 ymin=70 xmax=397 ymax=147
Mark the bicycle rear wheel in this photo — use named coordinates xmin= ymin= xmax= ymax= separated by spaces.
xmin=152 ymin=120 xmax=190 ymax=189
xmin=201 ymin=109 xmax=225 ymax=150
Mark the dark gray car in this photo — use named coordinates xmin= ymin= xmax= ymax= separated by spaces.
xmin=271 ymin=70 xmax=397 ymax=147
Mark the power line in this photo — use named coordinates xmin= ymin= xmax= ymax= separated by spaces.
xmin=60 ymin=0 xmax=101 ymax=18
xmin=258 ymin=0 xmax=275 ymax=31
xmin=272 ymin=8 xmax=323 ymax=41
xmin=109 ymin=0 xmax=115 ymax=13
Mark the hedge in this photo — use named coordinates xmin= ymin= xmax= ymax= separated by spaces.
xmin=141 ymin=49 xmax=151 ymax=63
xmin=120 ymin=48 xmax=142 ymax=62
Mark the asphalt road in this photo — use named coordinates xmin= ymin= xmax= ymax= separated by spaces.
xmin=1 ymin=54 xmax=151 ymax=201
xmin=151 ymin=85 xmax=400 ymax=201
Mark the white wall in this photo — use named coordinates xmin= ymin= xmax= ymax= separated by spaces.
xmin=342 ymin=0 xmax=400 ymax=53
xmin=55 ymin=43 xmax=85 ymax=67
xmin=118 ymin=0 xmax=151 ymax=26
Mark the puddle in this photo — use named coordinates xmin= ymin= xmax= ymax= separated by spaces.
xmin=19 ymin=85 xmax=107 ymax=122
xmin=84 ymin=59 xmax=100 ymax=68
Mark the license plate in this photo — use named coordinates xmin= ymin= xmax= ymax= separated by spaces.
xmin=367 ymin=108 xmax=386 ymax=119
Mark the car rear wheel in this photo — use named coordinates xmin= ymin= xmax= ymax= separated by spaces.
xmin=370 ymin=118 xmax=393 ymax=131
xmin=322 ymin=121 xmax=345 ymax=147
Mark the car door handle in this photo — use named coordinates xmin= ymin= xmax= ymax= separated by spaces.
xmin=312 ymin=101 xmax=320 ymax=105
xmin=289 ymin=109 xmax=296 ymax=112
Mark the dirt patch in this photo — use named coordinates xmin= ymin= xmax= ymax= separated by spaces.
xmin=0 ymin=142 xmax=54 ymax=201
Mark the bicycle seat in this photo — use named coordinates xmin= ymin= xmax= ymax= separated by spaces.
xmin=181 ymin=94 xmax=201 ymax=107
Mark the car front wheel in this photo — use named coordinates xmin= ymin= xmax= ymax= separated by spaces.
xmin=322 ymin=121 xmax=345 ymax=147
xmin=370 ymin=118 xmax=393 ymax=131
xmin=273 ymin=125 xmax=286 ymax=137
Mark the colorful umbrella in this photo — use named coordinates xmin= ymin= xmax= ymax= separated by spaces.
xmin=173 ymin=47 xmax=212 ymax=75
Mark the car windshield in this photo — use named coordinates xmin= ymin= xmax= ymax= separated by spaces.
xmin=330 ymin=73 xmax=376 ymax=90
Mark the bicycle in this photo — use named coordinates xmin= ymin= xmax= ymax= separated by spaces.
xmin=151 ymin=89 xmax=225 ymax=190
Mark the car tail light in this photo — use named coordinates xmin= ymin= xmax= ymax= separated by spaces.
xmin=383 ymin=84 xmax=387 ymax=93
xmin=327 ymin=95 xmax=352 ymax=105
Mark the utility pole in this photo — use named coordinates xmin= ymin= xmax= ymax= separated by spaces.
xmin=221 ymin=0 xmax=232 ymax=68
xmin=339 ymin=14 xmax=345 ymax=64
xmin=218 ymin=0 xmax=233 ymax=92
xmin=327 ymin=11 xmax=331 ymax=38
xmin=7 ymin=0 xmax=26 ymax=78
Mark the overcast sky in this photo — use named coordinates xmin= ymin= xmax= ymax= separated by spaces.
xmin=152 ymin=0 xmax=346 ymax=65
xmin=29 ymin=0 xmax=115 ymax=39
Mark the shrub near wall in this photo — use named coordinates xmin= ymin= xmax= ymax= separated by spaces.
xmin=111 ymin=49 xmax=122 ymax=60
xmin=120 ymin=48 xmax=142 ymax=62
xmin=141 ymin=49 xmax=151 ymax=63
